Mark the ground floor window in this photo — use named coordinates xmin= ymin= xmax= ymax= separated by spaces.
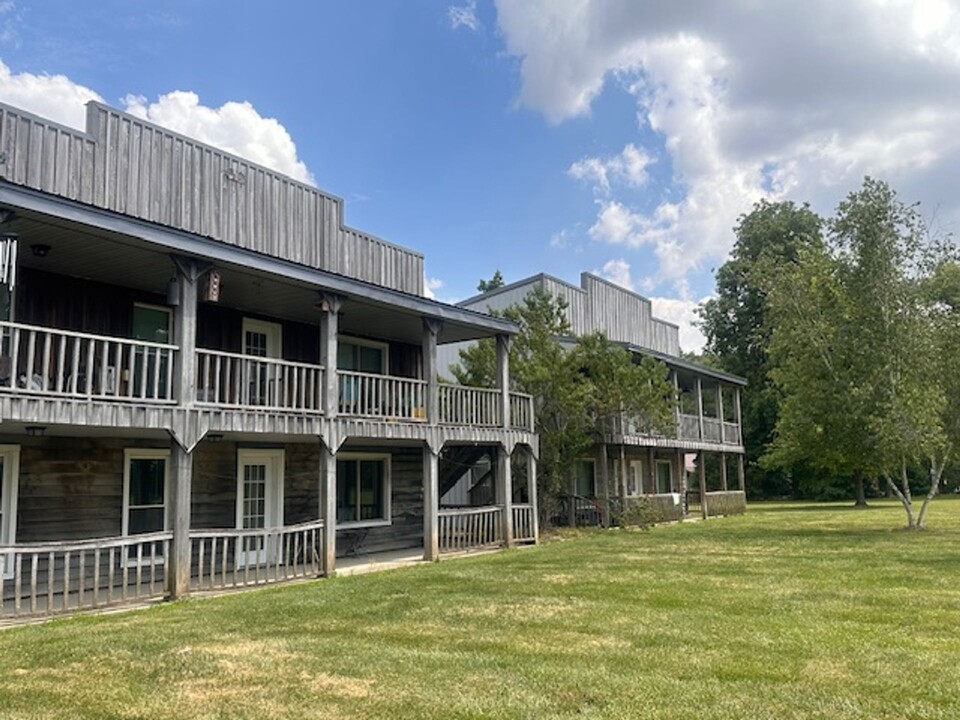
xmin=123 ymin=449 xmax=169 ymax=563
xmin=337 ymin=454 xmax=391 ymax=526
xmin=574 ymin=459 xmax=595 ymax=497
xmin=0 ymin=444 xmax=20 ymax=578
xmin=627 ymin=460 xmax=644 ymax=496
xmin=655 ymin=459 xmax=673 ymax=494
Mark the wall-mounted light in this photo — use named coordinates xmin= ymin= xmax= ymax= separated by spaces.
xmin=24 ymin=425 xmax=46 ymax=437
xmin=30 ymin=244 xmax=51 ymax=258
xmin=166 ymin=276 xmax=180 ymax=306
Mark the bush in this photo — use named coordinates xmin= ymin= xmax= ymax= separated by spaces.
xmin=615 ymin=496 xmax=664 ymax=530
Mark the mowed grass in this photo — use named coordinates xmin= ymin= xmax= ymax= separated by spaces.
xmin=3 ymin=500 xmax=960 ymax=719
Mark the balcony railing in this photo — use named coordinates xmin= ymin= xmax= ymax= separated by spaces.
xmin=512 ymin=503 xmax=536 ymax=543
xmin=510 ymin=392 xmax=534 ymax=431
xmin=189 ymin=520 xmax=324 ymax=592
xmin=722 ymin=422 xmax=741 ymax=445
xmin=337 ymin=370 xmax=427 ymax=421
xmin=0 ymin=321 xmax=177 ymax=403
xmin=678 ymin=413 xmax=701 ymax=441
xmin=439 ymin=384 xmax=501 ymax=426
xmin=438 ymin=505 xmax=503 ymax=553
xmin=1 ymin=531 xmax=172 ymax=619
xmin=196 ymin=349 xmax=324 ymax=413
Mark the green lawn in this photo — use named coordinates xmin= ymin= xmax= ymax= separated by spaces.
xmin=3 ymin=500 xmax=960 ymax=719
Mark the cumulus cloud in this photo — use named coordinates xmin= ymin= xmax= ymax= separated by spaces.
xmin=568 ymin=143 xmax=654 ymax=193
xmin=424 ymin=276 xmax=445 ymax=300
xmin=122 ymin=92 xmax=314 ymax=184
xmin=496 ymin=0 xmax=960 ymax=286
xmin=0 ymin=59 xmax=103 ymax=128
xmin=449 ymin=1 xmax=480 ymax=31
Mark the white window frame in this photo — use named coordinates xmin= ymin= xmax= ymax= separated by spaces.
xmin=337 ymin=335 xmax=389 ymax=374
xmin=122 ymin=448 xmax=170 ymax=567
xmin=655 ymin=459 xmax=674 ymax=494
xmin=242 ymin=318 xmax=283 ymax=359
xmin=236 ymin=448 xmax=285 ymax=530
xmin=132 ymin=302 xmax=172 ymax=342
xmin=0 ymin=444 xmax=20 ymax=580
xmin=574 ymin=458 xmax=596 ymax=497
xmin=627 ymin=459 xmax=644 ymax=497
xmin=335 ymin=452 xmax=392 ymax=529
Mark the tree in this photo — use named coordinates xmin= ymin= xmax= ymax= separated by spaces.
xmin=477 ymin=270 xmax=505 ymax=293
xmin=698 ymin=200 xmax=824 ymax=499
xmin=452 ymin=286 xmax=674 ymax=524
xmin=764 ymin=178 xmax=955 ymax=528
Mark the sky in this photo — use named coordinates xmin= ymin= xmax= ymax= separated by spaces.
xmin=0 ymin=0 xmax=959 ymax=351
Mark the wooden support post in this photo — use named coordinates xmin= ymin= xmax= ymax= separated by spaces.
xmin=646 ymin=446 xmax=656 ymax=494
xmin=671 ymin=370 xmax=680 ymax=438
xmin=423 ymin=445 xmax=439 ymax=560
xmin=318 ymin=293 xmax=343 ymax=418
xmin=527 ymin=448 xmax=539 ymax=544
xmin=618 ymin=444 xmax=628 ymax=507
xmin=598 ymin=443 xmax=611 ymax=527
xmin=698 ymin=450 xmax=708 ymax=520
xmin=422 ymin=318 xmax=442 ymax=424
xmin=695 ymin=377 xmax=705 ymax=441
xmin=497 ymin=445 xmax=514 ymax=546
xmin=717 ymin=384 xmax=725 ymax=444
xmin=734 ymin=386 xmax=743 ymax=445
xmin=678 ymin=450 xmax=688 ymax=518
xmin=720 ymin=452 xmax=728 ymax=491
xmin=319 ymin=441 xmax=337 ymax=575
xmin=170 ymin=255 xmax=202 ymax=409
xmin=737 ymin=454 xmax=745 ymax=491
xmin=567 ymin=466 xmax=577 ymax=526
xmin=496 ymin=334 xmax=511 ymax=429
xmin=168 ymin=442 xmax=192 ymax=599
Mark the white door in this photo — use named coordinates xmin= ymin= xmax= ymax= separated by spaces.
xmin=0 ymin=445 xmax=20 ymax=579
xmin=242 ymin=319 xmax=282 ymax=406
xmin=628 ymin=460 xmax=644 ymax=496
xmin=236 ymin=449 xmax=284 ymax=568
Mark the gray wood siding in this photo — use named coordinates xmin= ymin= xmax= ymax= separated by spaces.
xmin=0 ymin=102 xmax=424 ymax=295
xmin=457 ymin=272 xmax=681 ymax=357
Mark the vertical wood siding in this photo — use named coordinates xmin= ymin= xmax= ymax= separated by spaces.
xmin=0 ymin=102 xmax=424 ymax=295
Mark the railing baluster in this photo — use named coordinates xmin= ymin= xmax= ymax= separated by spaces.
xmin=47 ymin=550 xmax=55 ymax=611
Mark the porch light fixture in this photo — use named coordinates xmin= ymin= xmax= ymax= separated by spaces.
xmin=30 ymin=244 xmax=51 ymax=258
xmin=24 ymin=425 xmax=46 ymax=437
xmin=207 ymin=433 xmax=224 ymax=443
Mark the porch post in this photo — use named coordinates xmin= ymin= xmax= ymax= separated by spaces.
xmin=737 ymin=454 xmax=746 ymax=491
xmin=497 ymin=444 xmax=514 ymax=546
xmin=671 ymin=370 xmax=680 ymax=438
xmin=698 ymin=450 xmax=708 ymax=520
xmin=496 ymin=334 xmax=511 ymax=429
xmin=720 ymin=452 xmax=728 ymax=491
xmin=422 ymin=318 xmax=441 ymax=425
xmin=170 ymin=255 xmax=201 ymax=408
xmin=169 ymin=443 xmax=192 ymax=599
xmin=423 ymin=445 xmax=439 ymax=560
xmin=646 ymin=446 xmax=655 ymax=494
xmin=678 ymin=450 xmax=689 ymax=518
xmin=318 ymin=293 xmax=343 ymax=419
xmin=526 ymin=448 xmax=539 ymax=544
xmin=598 ymin=443 xmax=611 ymax=527
xmin=319 ymin=441 xmax=337 ymax=575
xmin=695 ymin=377 xmax=704 ymax=441
xmin=734 ymin=386 xmax=743 ymax=436
xmin=717 ymin=384 xmax=725 ymax=443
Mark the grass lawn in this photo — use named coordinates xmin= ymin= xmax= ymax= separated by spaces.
xmin=3 ymin=499 xmax=960 ymax=719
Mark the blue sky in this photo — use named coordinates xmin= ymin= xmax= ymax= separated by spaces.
xmin=1 ymin=1 xmax=959 ymax=350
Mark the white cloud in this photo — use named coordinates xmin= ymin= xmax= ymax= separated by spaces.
xmin=568 ymin=142 xmax=654 ymax=193
xmin=597 ymin=258 xmax=634 ymax=290
xmin=424 ymin=276 xmax=444 ymax=299
xmin=122 ymin=92 xmax=314 ymax=184
xmin=0 ymin=59 xmax=103 ymax=128
xmin=650 ymin=296 xmax=709 ymax=354
xmin=449 ymin=1 xmax=480 ymax=31
xmin=496 ymin=0 xmax=960 ymax=287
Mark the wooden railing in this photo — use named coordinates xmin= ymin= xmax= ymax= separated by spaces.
xmin=0 ymin=321 xmax=177 ymax=403
xmin=678 ymin=414 xmax=701 ymax=440
xmin=337 ymin=370 xmax=426 ymax=421
xmin=196 ymin=349 xmax=324 ymax=412
xmin=722 ymin=422 xmax=741 ymax=445
xmin=704 ymin=490 xmax=747 ymax=517
xmin=510 ymin=392 xmax=534 ymax=431
xmin=189 ymin=520 xmax=324 ymax=592
xmin=438 ymin=506 xmax=503 ymax=552
xmin=1 ymin=532 xmax=171 ymax=619
xmin=439 ymin=385 xmax=501 ymax=426
xmin=512 ymin=504 xmax=536 ymax=543
xmin=702 ymin=418 xmax=722 ymax=443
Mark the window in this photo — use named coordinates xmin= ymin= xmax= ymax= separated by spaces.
xmin=574 ymin=459 xmax=595 ymax=497
xmin=655 ymin=459 xmax=673 ymax=494
xmin=0 ymin=445 xmax=20 ymax=579
xmin=132 ymin=304 xmax=172 ymax=399
xmin=242 ymin=318 xmax=282 ymax=359
xmin=336 ymin=454 xmax=391 ymax=526
xmin=627 ymin=460 xmax=644 ymax=496
xmin=123 ymin=449 xmax=169 ymax=563
xmin=337 ymin=337 xmax=388 ymax=374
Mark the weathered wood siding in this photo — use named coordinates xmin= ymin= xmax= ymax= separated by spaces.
xmin=457 ymin=272 xmax=680 ymax=356
xmin=0 ymin=102 xmax=424 ymax=294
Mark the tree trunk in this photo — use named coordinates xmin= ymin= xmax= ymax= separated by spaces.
xmin=884 ymin=473 xmax=916 ymax=529
xmin=854 ymin=470 xmax=868 ymax=507
xmin=917 ymin=456 xmax=947 ymax=529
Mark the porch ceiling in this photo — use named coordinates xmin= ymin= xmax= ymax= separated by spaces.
xmin=1 ymin=205 xmax=498 ymax=346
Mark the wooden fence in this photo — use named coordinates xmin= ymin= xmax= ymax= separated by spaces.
xmin=438 ymin=506 xmax=503 ymax=552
